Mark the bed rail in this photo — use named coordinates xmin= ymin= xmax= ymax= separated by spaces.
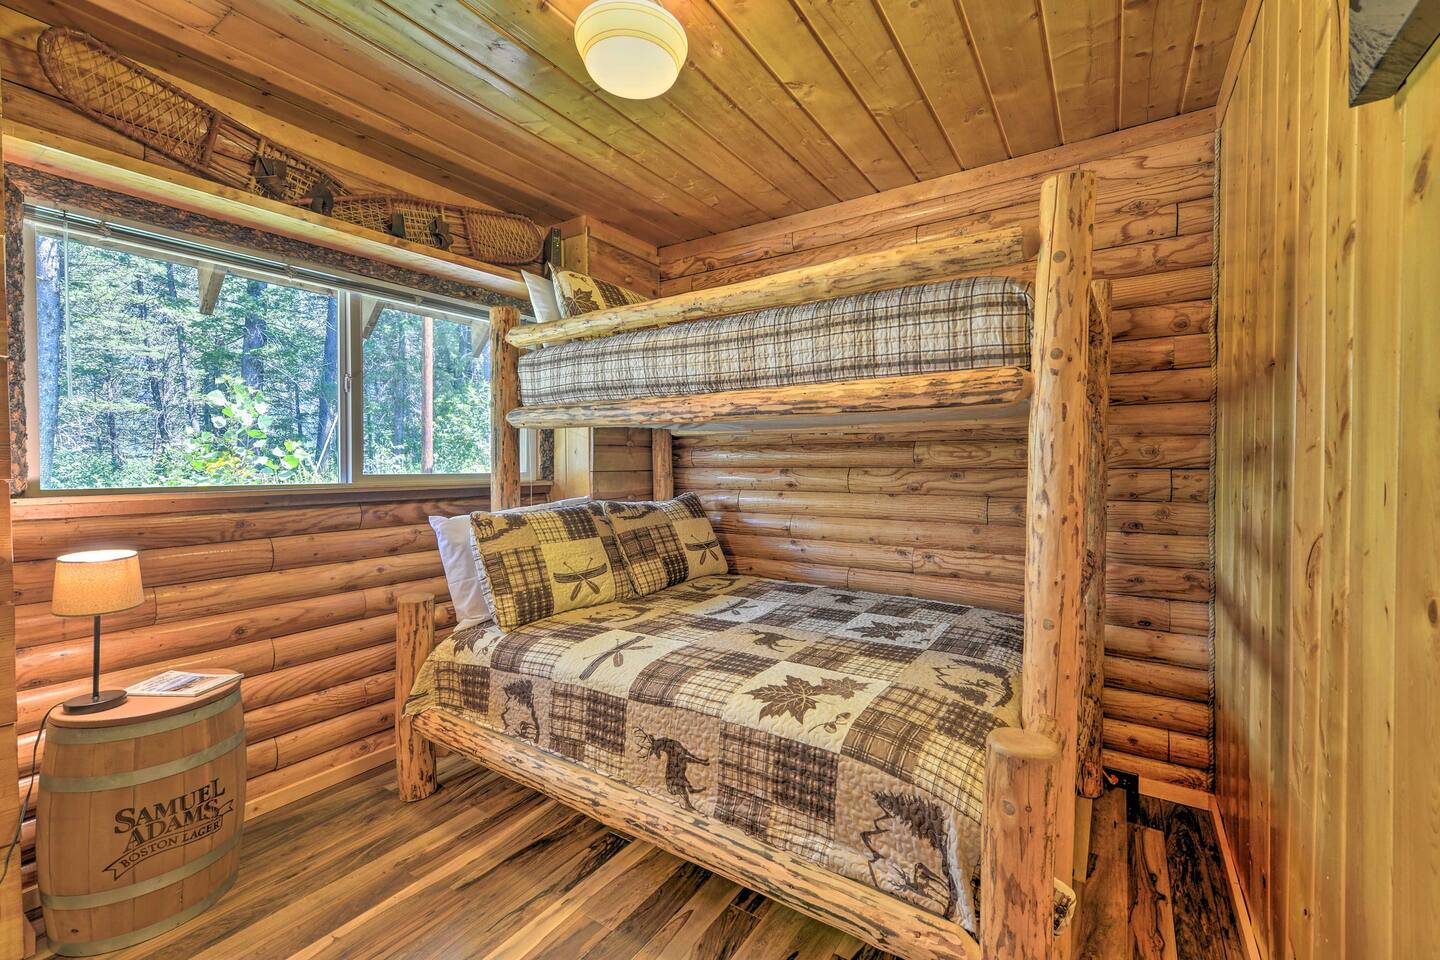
xmin=508 ymin=224 xmax=1036 ymax=348
xmin=508 ymin=367 xmax=1033 ymax=430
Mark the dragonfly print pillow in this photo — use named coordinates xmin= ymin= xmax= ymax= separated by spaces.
xmin=602 ymin=493 xmax=729 ymax=597
xmin=469 ymin=501 xmax=633 ymax=631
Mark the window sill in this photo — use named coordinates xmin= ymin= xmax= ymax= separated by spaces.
xmin=13 ymin=478 xmax=554 ymax=521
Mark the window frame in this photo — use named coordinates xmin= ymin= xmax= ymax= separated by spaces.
xmin=20 ymin=212 xmax=534 ymax=497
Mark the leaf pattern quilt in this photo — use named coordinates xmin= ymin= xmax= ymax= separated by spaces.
xmin=404 ymin=574 xmax=1024 ymax=931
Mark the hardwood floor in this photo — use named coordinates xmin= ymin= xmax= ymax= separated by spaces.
xmin=42 ymin=758 xmax=896 ymax=960
xmin=1076 ymin=788 xmax=1248 ymax=960
xmin=39 ymin=760 xmax=1245 ymax=959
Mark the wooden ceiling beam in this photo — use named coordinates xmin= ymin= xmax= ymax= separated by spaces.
xmin=2 ymin=126 xmax=528 ymax=298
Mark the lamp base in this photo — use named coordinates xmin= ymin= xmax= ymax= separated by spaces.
xmin=62 ymin=689 xmax=129 ymax=714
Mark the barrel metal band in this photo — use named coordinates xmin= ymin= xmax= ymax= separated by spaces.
xmin=46 ymin=690 xmax=241 ymax=745
xmin=40 ymin=829 xmax=242 ymax=910
xmin=39 ymin=729 xmax=246 ymax=793
xmin=48 ymin=871 xmax=238 ymax=957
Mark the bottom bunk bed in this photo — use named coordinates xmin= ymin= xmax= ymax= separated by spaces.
xmin=396 ymin=575 xmax=1068 ymax=960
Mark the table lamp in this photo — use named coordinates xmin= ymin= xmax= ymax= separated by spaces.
xmin=51 ymin=548 xmax=144 ymax=714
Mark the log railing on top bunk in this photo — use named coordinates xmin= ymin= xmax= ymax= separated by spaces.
xmin=395 ymin=170 xmax=1110 ymax=960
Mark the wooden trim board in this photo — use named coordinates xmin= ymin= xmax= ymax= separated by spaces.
xmin=1207 ymin=794 xmax=1265 ymax=960
xmin=2 ymin=125 xmax=526 ymax=298
xmin=243 ymin=747 xmax=395 ymax=822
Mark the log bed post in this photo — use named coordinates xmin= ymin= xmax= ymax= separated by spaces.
xmin=981 ymin=727 xmax=1061 ymax=960
xmin=651 ymin=429 xmax=674 ymax=500
xmin=980 ymin=169 xmax=1093 ymax=960
xmin=1076 ymin=281 xmax=1112 ymax=799
xmin=490 ymin=305 xmax=522 ymax=510
xmin=396 ymin=592 xmax=437 ymax=801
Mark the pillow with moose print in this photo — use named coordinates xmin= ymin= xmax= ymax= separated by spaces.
xmin=469 ymin=501 xmax=632 ymax=631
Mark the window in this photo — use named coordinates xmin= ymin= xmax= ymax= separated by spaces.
xmin=26 ymin=215 xmax=521 ymax=492
xmin=361 ymin=305 xmax=491 ymax=477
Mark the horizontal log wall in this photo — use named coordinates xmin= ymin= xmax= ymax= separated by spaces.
xmin=662 ymin=113 xmax=1216 ymax=790
xmin=8 ymin=484 xmax=547 ymax=933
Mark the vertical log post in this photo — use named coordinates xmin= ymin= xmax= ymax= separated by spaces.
xmin=652 ymin=429 xmax=674 ymax=500
xmin=396 ymin=592 xmax=437 ymax=802
xmin=1022 ymin=170 xmax=1096 ymax=884
xmin=982 ymin=727 xmax=1061 ymax=960
xmin=491 ymin=305 xmax=522 ymax=510
xmin=1076 ymin=281 xmax=1112 ymax=798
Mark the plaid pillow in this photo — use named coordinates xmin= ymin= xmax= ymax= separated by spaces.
xmin=551 ymin=269 xmax=648 ymax=319
xmin=602 ymin=493 xmax=728 ymax=597
xmin=470 ymin=502 xmax=632 ymax=631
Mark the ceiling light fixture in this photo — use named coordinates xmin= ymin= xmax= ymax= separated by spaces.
xmin=575 ymin=0 xmax=687 ymax=100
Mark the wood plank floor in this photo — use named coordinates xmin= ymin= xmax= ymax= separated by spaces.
xmin=1076 ymin=789 xmax=1248 ymax=960
xmin=39 ymin=760 xmax=1245 ymax=959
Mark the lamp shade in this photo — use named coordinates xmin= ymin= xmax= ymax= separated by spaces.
xmin=51 ymin=549 xmax=144 ymax=617
xmin=575 ymin=0 xmax=687 ymax=100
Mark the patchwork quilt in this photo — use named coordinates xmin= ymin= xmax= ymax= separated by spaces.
xmin=404 ymin=574 xmax=1024 ymax=931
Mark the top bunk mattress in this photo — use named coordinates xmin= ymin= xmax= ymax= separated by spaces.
xmin=518 ymin=276 xmax=1033 ymax=407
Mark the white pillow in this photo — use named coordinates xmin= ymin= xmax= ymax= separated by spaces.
xmin=521 ymin=270 xmax=562 ymax=323
xmin=429 ymin=514 xmax=491 ymax=624
xmin=429 ymin=497 xmax=589 ymax=625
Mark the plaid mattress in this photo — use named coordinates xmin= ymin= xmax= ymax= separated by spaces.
xmin=518 ymin=277 xmax=1033 ymax=406
xmin=405 ymin=573 xmax=1023 ymax=931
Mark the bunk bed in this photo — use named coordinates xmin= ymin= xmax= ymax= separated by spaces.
xmin=393 ymin=171 xmax=1111 ymax=960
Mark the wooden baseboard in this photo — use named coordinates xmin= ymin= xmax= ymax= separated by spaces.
xmin=1136 ymin=775 xmax=1213 ymax=810
xmin=245 ymin=747 xmax=397 ymax=822
xmin=1207 ymin=796 xmax=1264 ymax=960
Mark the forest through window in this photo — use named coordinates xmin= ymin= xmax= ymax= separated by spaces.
xmin=30 ymin=226 xmax=498 ymax=491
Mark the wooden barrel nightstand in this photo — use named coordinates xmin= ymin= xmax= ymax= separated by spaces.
xmin=36 ymin=672 xmax=245 ymax=957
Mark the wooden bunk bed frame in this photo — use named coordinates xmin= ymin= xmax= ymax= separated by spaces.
xmin=394 ymin=171 xmax=1111 ymax=960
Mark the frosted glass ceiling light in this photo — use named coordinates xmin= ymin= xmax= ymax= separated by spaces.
xmin=575 ymin=0 xmax=687 ymax=100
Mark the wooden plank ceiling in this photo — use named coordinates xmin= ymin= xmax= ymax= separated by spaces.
xmin=11 ymin=0 xmax=1246 ymax=245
